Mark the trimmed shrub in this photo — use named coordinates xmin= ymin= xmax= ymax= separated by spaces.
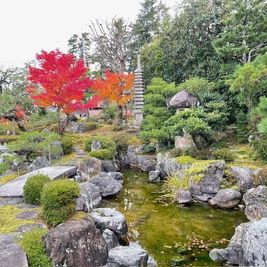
xmin=41 ymin=179 xmax=80 ymax=226
xmin=88 ymin=149 xmax=113 ymax=160
xmin=20 ymin=229 xmax=52 ymax=267
xmin=212 ymin=148 xmax=235 ymax=162
xmin=61 ymin=135 xmax=74 ymax=155
xmin=85 ymin=122 xmax=99 ymax=131
xmin=103 ymin=105 xmax=117 ymax=121
xmin=23 ymin=174 xmax=50 ymax=205
xmin=113 ymin=133 xmax=142 ymax=152
xmin=142 ymin=143 xmax=157 ymax=155
xmin=85 ymin=136 xmax=116 ymax=155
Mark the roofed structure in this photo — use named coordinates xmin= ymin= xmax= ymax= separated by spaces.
xmin=169 ymin=90 xmax=200 ymax=109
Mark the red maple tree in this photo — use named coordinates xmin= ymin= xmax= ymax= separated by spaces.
xmin=92 ymin=70 xmax=134 ymax=124
xmin=27 ymin=50 xmax=97 ymax=134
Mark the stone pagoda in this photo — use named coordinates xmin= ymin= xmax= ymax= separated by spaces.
xmin=132 ymin=55 xmax=144 ymax=128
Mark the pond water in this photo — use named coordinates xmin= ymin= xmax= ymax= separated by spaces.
xmin=102 ymin=169 xmax=247 ymax=267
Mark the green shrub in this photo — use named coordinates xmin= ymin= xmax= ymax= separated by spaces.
xmin=251 ymin=135 xmax=267 ymax=161
xmin=212 ymin=148 xmax=235 ymax=162
xmin=254 ymin=167 xmax=267 ymax=186
xmin=61 ymin=135 xmax=74 ymax=155
xmin=85 ymin=136 xmax=116 ymax=155
xmin=85 ymin=122 xmax=99 ymax=131
xmin=20 ymin=228 xmax=52 ymax=267
xmin=88 ymin=149 xmax=114 ymax=160
xmin=103 ymin=105 xmax=117 ymax=121
xmin=0 ymin=162 xmax=10 ymax=175
xmin=41 ymin=179 xmax=80 ymax=226
xmin=23 ymin=174 xmax=50 ymax=205
xmin=113 ymin=133 xmax=142 ymax=152
xmin=142 ymin=143 xmax=157 ymax=154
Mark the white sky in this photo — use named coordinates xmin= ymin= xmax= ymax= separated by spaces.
xmin=0 ymin=0 xmax=178 ymax=67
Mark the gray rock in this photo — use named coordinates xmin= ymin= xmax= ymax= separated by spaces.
xmin=76 ymin=182 xmax=102 ymax=212
xmin=209 ymin=189 xmax=242 ymax=209
xmin=155 ymin=153 xmax=183 ymax=179
xmin=91 ymin=140 xmax=102 ymax=151
xmin=243 ymin=185 xmax=267 ymax=221
xmin=91 ymin=208 xmax=128 ymax=235
xmin=103 ymin=229 xmax=119 ymax=251
xmin=190 ymin=161 xmax=225 ymax=201
xmin=16 ymin=223 xmax=47 ymax=233
xmin=147 ymin=256 xmax=157 ymax=267
xmin=0 ymin=234 xmax=28 ymax=267
xmin=230 ymin=166 xmax=254 ymax=192
xmin=89 ymin=173 xmax=123 ymax=197
xmin=193 ymin=193 xmax=213 ymax=202
xmin=107 ymin=172 xmax=123 ymax=181
xmin=44 ymin=218 xmax=108 ymax=267
xmin=27 ymin=156 xmax=50 ymax=172
xmin=175 ymin=189 xmax=192 ymax=204
xmin=70 ymin=122 xmax=86 ymax=133
xmin=126 ymin=145 xmax=144 ymax=166
xmin=149 ymin=170 xmax=161 ymax=182
xmin=79 ymin=157 xmax=102 ymax=181
xmin=16 ymin=210 xmax=38 ymax=220
xmin=101 ymin=160 xmax=119 ymax=172
xmin=137 ymin=155 xmax=157 ymax=172
xmin=210 ymin=218 xmax=267 ymax=267
xmin=108 ymin=242 xmax=148 ymax=267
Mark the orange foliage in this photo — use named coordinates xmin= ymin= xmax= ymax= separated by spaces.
xmin=92 ymin=70 xmax=134 ymax=106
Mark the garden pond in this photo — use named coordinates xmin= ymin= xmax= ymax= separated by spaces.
xmin=102 ymin=169 xmax=247 ymax=267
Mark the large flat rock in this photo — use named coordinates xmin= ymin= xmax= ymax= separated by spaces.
xmin=0 ymin=166 xmax=77 ymax=198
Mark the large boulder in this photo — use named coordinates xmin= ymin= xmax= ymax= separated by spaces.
xmin=91 ymin=140 xmax=102 ymax=151
xmin=209 ymin=189 xmax=242 ymax=209
xmin=79 ymin=157 xmax=102 ymax=181
xmin=101 ymin=160 xmax=119 ymax=172
xmin=44 ymin=219 xmax=108 ymax=267
xmin=210 ymin=218 xmax=267 ymax=266
xmin=190 ymin=161 xmax=225 ymax=201
xmin=107 ymin=242 xmax=148 ymax=267
xmin=102 ymin=229 xmax=119 ymax=251
xmin=90 ymin=208 xmax=128 ymax=235
xmin=125 ymin=145 xmax=143 ymax=166
xmin=243 ymin=185 xmax=267 ymax=221
xmin=230 ymin=166 xmax=254 ymax=192
xmin=27 ymin=156 xmax=50 ymax=172
xmin=149 ymin=170 xmax=161 ymax=183
xmin=70 ymin=122 xmax=86 ymax=133
xmin=76 ymin=182 xmax=102 ymax=211
xmin=175 ymin=189 xmax=192 ymax=204
xmin=0 ymin=234 xmax=28 ymax=267
xmin=137 ymin=155 xmax=157 ymax=172
xmin=89 ymin=173 xmax=123 ymax=197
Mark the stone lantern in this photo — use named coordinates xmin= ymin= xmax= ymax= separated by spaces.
xmin=169 ymin=90 xmax=200 ymax=150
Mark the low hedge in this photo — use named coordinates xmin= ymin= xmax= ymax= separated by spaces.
xmin=88 ymin=149 xmax=114 ymax=160
xmin=23 ymin=174 xmax=50 ymax=205
xmin=41 ymin=179 xmax=80 ymax=226
xmin=85 ymin=122 xmax=99 ymax=131
xmin=85 ymin=136 xmax=116 ymax=158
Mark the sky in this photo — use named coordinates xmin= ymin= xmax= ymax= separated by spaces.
xmin=0 ymin=0 xmax=178 ymax=67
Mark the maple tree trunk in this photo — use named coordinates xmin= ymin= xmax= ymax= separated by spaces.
xmin=116 ymin=105 xmax=123 ymax=126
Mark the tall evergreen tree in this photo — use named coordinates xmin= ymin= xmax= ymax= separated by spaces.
xmin=213 ymin=0 xmax=267 ymax=64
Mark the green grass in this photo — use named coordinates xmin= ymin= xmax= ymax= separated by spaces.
xmin=20 ymin=228 xmax=52 ymax=267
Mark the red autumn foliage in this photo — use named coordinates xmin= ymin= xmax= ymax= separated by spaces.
xmin=91 ymin=70 xmax=134 ymax=107
xmin=27 ymin=50 xmax=96 ymax=114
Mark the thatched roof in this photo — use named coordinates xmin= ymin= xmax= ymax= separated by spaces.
xmin=169 ymin=90 xmax=199 ymax=108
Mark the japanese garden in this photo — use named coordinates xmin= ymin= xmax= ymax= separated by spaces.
xmin=0 ymin=0 xmax=267 ymax=266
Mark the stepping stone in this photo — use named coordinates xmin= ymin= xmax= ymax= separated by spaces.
xmin=0 ymin=166 xmax=77 ymax=198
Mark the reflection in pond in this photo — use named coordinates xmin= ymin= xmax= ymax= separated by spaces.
xmin=102 ymin=169 xmax=247 ymax=267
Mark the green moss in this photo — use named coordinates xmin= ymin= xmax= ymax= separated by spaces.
xmin=176 ymin=156 xmax=195 ymax=165
xmin=0 ymin=205 xmax=35 ymax=233
xmin=0 ymin=173 xmax=17 ymax=184
xmin=20 ymin=228 xmax=52 ymax=267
